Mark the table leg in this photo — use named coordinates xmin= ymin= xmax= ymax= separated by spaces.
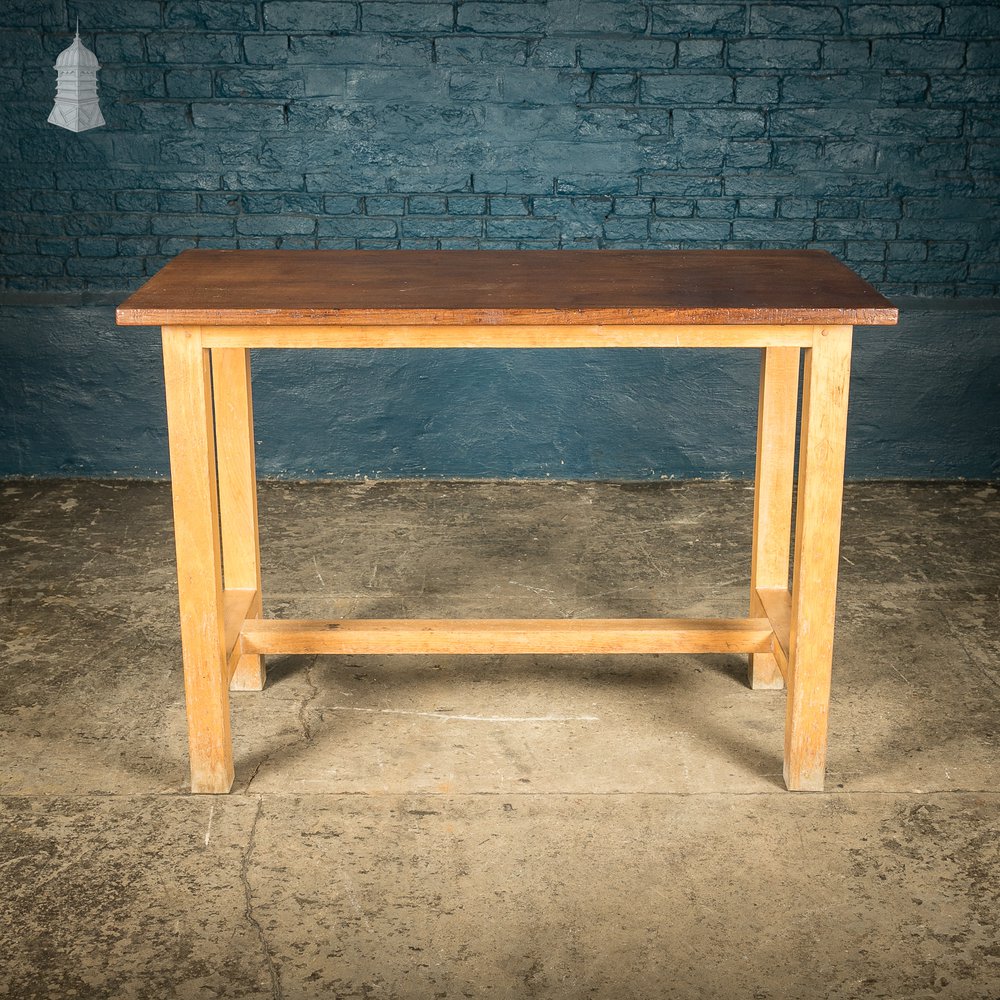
xmin=212 ymin=347 xmax=265 ymax=691
xmin=162 ymin=328 xmax=234 ymax=794
xmin=748 ymin=346 xmax=800 ymax=689
xmin=784 ymin=327 xmax=853 ymax=791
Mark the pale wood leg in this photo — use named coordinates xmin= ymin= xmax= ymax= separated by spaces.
xmin=162 ymin=328 xmax=234 ymax=793
xmin=784 ymin=327 xmax=853 ymax=791
xmin=749 ymin=346 xmax=800 ymax=690
xmin=212 ymin=347 xmax=265 ymax=692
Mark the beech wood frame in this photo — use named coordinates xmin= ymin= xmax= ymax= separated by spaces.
xmin=161 ymin=322 xmax=852 ymax=794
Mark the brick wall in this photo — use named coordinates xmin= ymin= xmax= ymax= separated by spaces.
xmin=2 ymin=0 xmax=998 ymax=297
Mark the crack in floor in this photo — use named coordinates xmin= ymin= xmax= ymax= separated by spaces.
xmin=298 ymin=655 xmax=320 ymax=743
xmin=240 ymin=797 xmax=283 ymax=1000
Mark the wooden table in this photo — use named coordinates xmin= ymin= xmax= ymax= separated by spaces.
xmin=117 ymin=249 xmax=897 ymax=794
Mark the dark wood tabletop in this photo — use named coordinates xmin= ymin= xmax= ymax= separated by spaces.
xmin=117 ymin=249 xmax=898 ymax=327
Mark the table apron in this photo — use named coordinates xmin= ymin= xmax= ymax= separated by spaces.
xmin=186 ymin=324 xmax=828 ymax=350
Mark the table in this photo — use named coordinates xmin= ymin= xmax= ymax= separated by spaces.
xmin=117 ymin=249 xmax=897 ymax=794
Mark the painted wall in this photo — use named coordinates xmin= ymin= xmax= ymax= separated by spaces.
xmin=1 ymin=303 xmax=998 ymax=478
xmin=1 ymin=1 xmax=998 ymax=479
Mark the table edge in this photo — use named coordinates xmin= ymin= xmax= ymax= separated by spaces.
xmin=116 ymin=305 xmax=900 ymax=327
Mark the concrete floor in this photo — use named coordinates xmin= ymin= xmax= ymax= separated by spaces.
xmin=1 ymin=479 xmax=998 ymax=999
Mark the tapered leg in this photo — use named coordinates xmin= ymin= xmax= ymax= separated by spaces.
xmin=212 ymin=347 xmax=265 ymax=691
xmin=162 ymin=328 xmax=233 ymax=793
xmin=784 ymin=327 xmax=853 ymax=791
xmin=749 ymin=346 xmax=800 ymax=689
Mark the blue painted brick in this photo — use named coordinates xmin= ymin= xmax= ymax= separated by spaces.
xmin=821 ymin=40 xmax=871 ymax=69
xmin=100 ymin=69 xmax=166 ymax=99
xmin=0 ymin=0 xmax=64 ymax=28
xmin=880 ymin=74 xmax=929 ymax=103
xmin=316 ymin=217 xmax=399 ymax=237
xmin=642 ymin=74 xmax=733 ymax=105
xmin=243 ymin=193 xmax=324 ymax=213
xmin=72 ymin=192 xmax=115 ymax=212
xmin=364 ymin=197 xmax=405 ymax=215
xmin=263 ymin=1 xmax=357 ymax=31
xmin=643 ymin=175 xmax=724 ymax=197
xmin=780 ymin=73 xmax=874 ymax=104
xmin=738 ymin=198 xmax=776 ymax=218
xmin=887 ymin=241 xmax=927 ymax=261
xmin=697 ymin=198 xmax=738 ymax=218
xmin=158 ymin=192 xmax=198 ymax=212
xmin=593 ymin=74 xmax=637 ymax=104
xmin=224 ymin=171 xmax=305 ymax=191
xmin=847 ymin=4 xmax=942 ymax=35
xmin=734 ymin=76 xmax=779 ymax=104
xmin=457 ymin=2 xmax=548 ymax=34
xmin=31 ymin=192 xmax=73 ymax=212
xmin=555 ymin=174 xmax=637 ymax=195
xmin=65 ymin=257 xmax=144 ymax=277
xmin=147 ymin=33 xmax=241 ymax=63
xmin=927 ymin=242 xmax=967 ymax=261
xmin=725 ymin=142 xmax=771 ymax=168
xmin=409 ymin=196 xmax=448 ymax=214
xmin=677 ymin=40 xmax=724 ymax=68
xmin=324 ymin=196 xmax=362 ymax=214
xmin=244 ymin=36 xmax=292 ymax=64
xmin=873 ymin=40 xmax=966 ymax=69
xmin=362 ymin=2 xmax=453 ymax=32
xmin=673 ymin=108 xmax=765 ymax=137
xmin=580 ymin=39 xmax=676 ymax=70
xmin=649 ymin=219 xmax=731 ymax=241
xmin=402 ymin=217 xmax=483 ymax=238
xmin=944 ymin=4 xmax=1000 ymax=36
xmin=653 ymin=199 xmax=696 ymax=218
xmin=37 ymin=239 xmax=77 ymax=257
xmin=447 ymin=196 xmax=488 ymax=215
xmin=236 ymin=215 xmax=316 ymax=235
xmin=449 ymin=70 xmax=501 ymax=101
xmin=751 ymin=5 xmax=842 ymax=36
xmin=728 ymin=39 xmax=821 ymax=69
xmin=501 ymin=69 xmax=591 ymax=105
xmin=967 ymin=42 xmax=1000 ymax=69
xmin=192 ymin=102 xmax=286 ymax=129
xmin=237 ymin=237 xmax=280 ymax=249
xmin=818 ymin=198 xmax=861 ymax=218
xmin=78 ymin=237 xmax=118 ymax=257
xmin=527 ymin=39 xmax=577 ymax=68
xmin=166 ymin=70 xmax=213 ymax=99
xmin=932 ymin=74 xmax=1000 ymax=105
xmin=151 ymin=215 xmax=236 ymax=236
xmin=436 ymin=37 xmax=527 ymax=65
xmin=602 ymin=218 xmax=648 ymax=241
xmin=650 ymin=4 xmax=745 ymax=36
xmin=71 ymin=2 xmax=162 ymax=28
xmin=1 ymin=254 xmax=64 ymax=275
xmin=547 ymin=1 xmax=647 ymax=34
xmin=94 ymin=34 xmax=146 ymax=63
xmin=217 ymin=70 xmax=306 ymax=99
xmin=345 ymin=68 xmax=447 ymax=101
xmin=166 ymin=1 xmax=258 ymax=30
xmin=489 ymin=196 xmax=530 ymax=216
xmin=486 ymin=218 xmax=561 ymax=240
xmin=732 ymin=218 xmax=816 ymax=240
xmin=611 ymin=196 xmax=653 ymax=216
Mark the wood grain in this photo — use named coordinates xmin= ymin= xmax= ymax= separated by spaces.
xmin=784 ymin=326 xmax=853 ymax=792
xmin=117 ymin=249 xmax=898 ymax=328
xmin=161 ymin=327 xmax=234 ymax=794
xmin=196 ymin=323 xmax=820 ymax=349
xmin=748 ymin=346 xmax=799 ymax=690
xmin=211 ymin=347 xmax=265 ymax=692
xmin=240 ymin=617 xmax=776 ymax=657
